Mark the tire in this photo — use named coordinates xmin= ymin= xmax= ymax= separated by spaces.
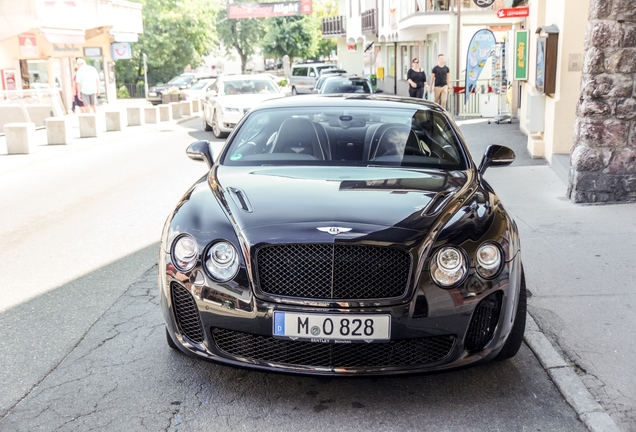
xmin=166 ymin=327 xmax=179 ymax=350
xmin=291 ymin=86 xmax=298 ymax=95
xmin=211 ymin=110 xmax=228 ymax=139
xmin=203 ymin=113 xmax=212 ymax=131
xmin=494 ymin=269 xmax=527 ymax=361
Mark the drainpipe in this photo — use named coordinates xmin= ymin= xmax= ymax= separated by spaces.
xmin=394 ymin=42 xmax=398 ymax=95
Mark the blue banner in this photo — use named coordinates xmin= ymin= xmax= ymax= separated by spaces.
xmin=465 ymin=29 xmax=496 ymax=103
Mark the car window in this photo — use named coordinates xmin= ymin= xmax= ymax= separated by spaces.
xmin=189 ymin=80 xmax=213 ymax=90
xmin=219 ymin=79 xmax=279 ymax=95
xmin=292 ymin=67 xmax=308 ymax=77
xmin=223 ymin=107 xmax=467 ymax=170
xmin=168 ymin=76 xmax=194 ymax=85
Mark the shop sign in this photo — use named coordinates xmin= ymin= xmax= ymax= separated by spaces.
xmin=111 ymin=43 xmax=132 ymax=60
xmin=84 ymin=47 xmax=102 ymax=57
xmin=514 ymin=30 xmax=529 ymax=80
xmin=473 ymin=0 xmax=495 ymax=7
xmin=497 ymin=7 xmax=530 ymax=18
xmin=2 ymin=69 xmax=17 ymax=90
xmin=53 ymin=44 xmax=82 ymax=56
xmin=19 ymin=33 xmax=38 ymax=58
xmin=347 ymin=44 xmax=357 ymax=52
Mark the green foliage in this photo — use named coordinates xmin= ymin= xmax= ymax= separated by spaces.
xmin=216 ymin=7 xmax=266 ymax=73
xmin=277 ymin=79 xmax=287 ymax=87
xmin=262 ymin=15 xmax=320 ymax=62
xmin=115 ymin=0 xmax=219 ymax=86
xmin=116 ymin=85 xmax=131 ymax=99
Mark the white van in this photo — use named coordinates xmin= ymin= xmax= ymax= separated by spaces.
xmin=290 ymin=62 xmax=338 ymax=94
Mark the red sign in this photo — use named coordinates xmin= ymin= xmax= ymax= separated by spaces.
xmin=228 ymin=2 xmax=310 ymax=19
xmin=496 ymin=7 xmax=529 ymax=18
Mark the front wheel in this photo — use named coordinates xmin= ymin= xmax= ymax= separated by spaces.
xmin=494 ymin=269 xmax=527 ymax=361
xmin=212 ymin=110 xmax=228 ymax=139
xmin=203 ymin=112 xmax=212 ymax=131
xmin=291 ymin=86 xmax=298 ymax=95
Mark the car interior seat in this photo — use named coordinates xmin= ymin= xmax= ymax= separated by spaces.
xmin=272 ymin=117 xmax=325 ymax=159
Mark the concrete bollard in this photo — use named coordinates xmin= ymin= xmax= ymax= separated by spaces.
xmin=170 ymin=102 xmax=182 ymax=120
xmin=78 ymin=113 xmax=98 ymax=138
xmin=159 ymin=104 xmax=172 ymax=122
xmin=45 ymin=117 xmax=72 ymax=145
xmin=179 ymin=100 xmax=192 ymax=116
xmin=191 ymin=99 xmax=201 ymax=113
xmin=126 ymin=106 xmax=145 ymax=126
xmin=104 ymin=110 xmax=126 ymax=131
xmin=144 ymin=106 xmax=160 ymax=124
xmin=5 ymin=122 xmax=36 ymax=154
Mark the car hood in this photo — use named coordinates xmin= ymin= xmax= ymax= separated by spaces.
xmin=213 ymin=93 xmax=285 ymax=108
xmin=210 ymin=166 xmax=470 ymax=235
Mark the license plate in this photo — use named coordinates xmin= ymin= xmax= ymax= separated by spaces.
xmin=273 ymin=311 xmax=390 ymax=342
xmin=148 ymin=91 xmax=157 ymax=97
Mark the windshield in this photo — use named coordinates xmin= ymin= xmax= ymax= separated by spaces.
xmin=322 ymin=78 xmax=372 ymax=94
xmin=222 ymin=107 xmax=467 ymax=170
xmin=219 ymin=79 xmax=279 ymax=96
xmin=167 ymin=75 xmax=195 ymax=85
xmin=189 ymin=79 xmax=213 ymax=90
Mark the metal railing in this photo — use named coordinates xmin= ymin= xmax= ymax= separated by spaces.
xmin=446 ymin=79 xmax=493 ymax=118
xmin=0 ymin=89 xmax=66 ymax=134
xmin=322 ymin=16 xmax=346 ymax=37
xmin=361 ymin=9 xmax=376 ymax=35
xmin=119 ymin=83 xmax=146 ymax=99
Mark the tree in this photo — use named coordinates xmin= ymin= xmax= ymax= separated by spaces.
xmin=262 ymin=15 xmax=320 ymax=62
xmin=215 ymin=9 xmax=266 ymax=73
xmin=311 ymin=0 xmax=337 ymax=60
xmin=115 ymin=0 xmax=219 ymax=87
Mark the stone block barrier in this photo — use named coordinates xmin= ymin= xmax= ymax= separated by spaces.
xmin=45 ymin=117 xmax=72 ymax=145
xmin=4 ymin=122 xmax=36 ymax=154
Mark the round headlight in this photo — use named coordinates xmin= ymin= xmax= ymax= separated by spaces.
xmin=431 ymin=246 xmax=467 ymax=287
xmin=205 ymin=241 xmax=239 ymax=282
xmin=476 ymin=242 xmax=502 ymax=279
xmin=173 ymin=235 xmax=198 ymax=271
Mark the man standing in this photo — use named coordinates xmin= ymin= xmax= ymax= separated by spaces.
xmin=431 ymin=54 xmax=451 ymax=108
xmin=75 ymin=58 xmax=100 ymax=113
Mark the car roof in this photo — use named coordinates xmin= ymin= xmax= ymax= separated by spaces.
xmin=217 ymin=74 xmax=277 ymax=81
xmin=252 ymin=94 xmax=444 ymax=112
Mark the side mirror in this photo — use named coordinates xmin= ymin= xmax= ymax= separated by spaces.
xmin=478 ymin=145 xmax=515 ymax=175
xmin=186 ymin=140 xmax=215 ymax=169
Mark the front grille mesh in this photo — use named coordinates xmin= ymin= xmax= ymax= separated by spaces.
xmin=171 ymin=283 xmax=204 ymax=344
xmin=212 ymin=328 xmax=455 ymax=369
xmin=464 ymin=291 xmax=502 ymax=352
xmin=256 ymin=244 xmax=411 ymax=300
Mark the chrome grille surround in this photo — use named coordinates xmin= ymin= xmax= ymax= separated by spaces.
xmin=256 ymin=244 xmax=411 ymax=300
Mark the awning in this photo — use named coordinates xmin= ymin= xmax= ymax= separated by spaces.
xmin=40 ymin=28 xmax=85 ymax=45
xmin=111 ymin=32 xmax=138 ymax=43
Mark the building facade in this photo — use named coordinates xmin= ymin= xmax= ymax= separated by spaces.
xmin=0 ymin=0 xmax=143 ymax=112
xmin=323 ymin=0 xmax=592 ymax=173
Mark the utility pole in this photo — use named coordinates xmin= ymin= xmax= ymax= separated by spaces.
xmin=455 ymin=0 xmax=461 ymax=115
xmin=142 ymin=52 xmax=148 ymax=98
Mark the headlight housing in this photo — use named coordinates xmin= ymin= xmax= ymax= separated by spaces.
xmin=172 ymin=234 xmax=198 ymax=271
xmin=475 ymin=242 xmax=503 ymax=279
xmin=204 ymin=241 xmax=239 ymax=282
xmin=431 ymin=246 xmax=468 ymax=287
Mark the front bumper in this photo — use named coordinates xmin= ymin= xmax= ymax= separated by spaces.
xmin=159 ymin=251 xmax=523 ymax=376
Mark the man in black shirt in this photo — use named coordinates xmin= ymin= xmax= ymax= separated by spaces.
xmin=431 ymin=54 xmax=451 ymax=108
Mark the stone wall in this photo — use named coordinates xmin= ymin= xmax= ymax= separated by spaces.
xmin=569 ymin=0 xmax=636 ymax=203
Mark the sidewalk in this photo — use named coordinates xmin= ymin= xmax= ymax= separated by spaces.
xmin=458 ymin=118 xmax=635 ymax=432
xmin=0 ymin=98 xmax=198 ymax=177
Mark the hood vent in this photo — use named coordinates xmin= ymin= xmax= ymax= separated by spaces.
xmin=228 ymin=187 xmax=253 ymax=212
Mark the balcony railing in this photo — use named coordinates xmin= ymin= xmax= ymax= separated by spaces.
xmin=322 ymin=16 xmax=346 ymax=37
xmin=361 ymin=9 xmax=376 ymax=35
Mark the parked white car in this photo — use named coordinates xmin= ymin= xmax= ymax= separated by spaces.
xmin=203 ymin=75 xmax=285 ymax=138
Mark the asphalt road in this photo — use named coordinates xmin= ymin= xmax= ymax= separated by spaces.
xmin=0 ymin=115 xmax=587 ymax=431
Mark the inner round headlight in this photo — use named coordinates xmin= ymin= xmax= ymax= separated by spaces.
xmin=172 ymin=234 xmax=198 ymax=271
xmin=476 ymin=242 xmax=502 ymax=279
xmin=205 ymin=241 xmax=239 ymax=282
xmin=431 ymin=246 xmax=467 ymax=287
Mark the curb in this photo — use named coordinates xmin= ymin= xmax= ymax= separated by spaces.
xmin=524 ymin=313 xmax=621 ymax=432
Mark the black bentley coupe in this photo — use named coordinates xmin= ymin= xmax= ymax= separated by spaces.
xmin=159 ymin=94 xmax=526 ymax=376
